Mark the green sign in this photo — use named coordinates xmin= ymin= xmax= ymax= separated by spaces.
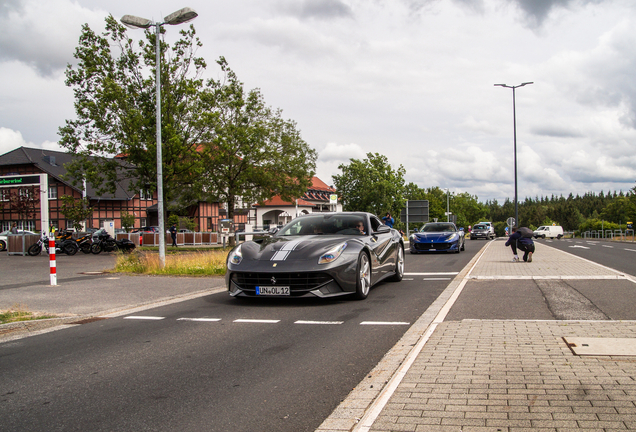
xmin=0 ymin=175 xmax=40 ymax=186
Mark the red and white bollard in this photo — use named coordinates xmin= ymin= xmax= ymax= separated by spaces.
xmin=49 ymin=235 xmax=57 ymax=286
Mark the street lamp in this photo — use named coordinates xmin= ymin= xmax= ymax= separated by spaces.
xmin=494 ymin=82 xmax=533 ymax=228
xmin=121 ymin=7 xmax=198 ymax=266
xmin=444 ymin=188 xmax=450 ymax=222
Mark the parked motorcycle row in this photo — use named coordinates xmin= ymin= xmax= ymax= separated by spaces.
xmin=27 ymin=230 xmax=136 ymax=256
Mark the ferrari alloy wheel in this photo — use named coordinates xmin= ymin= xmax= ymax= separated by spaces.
xmin=354 ymin=253 xmax=371 ymax=300
xmin=0 ymin=240 xmax=6 ymax=251
xmin=389 ymin=245 xmax=404 ymax=282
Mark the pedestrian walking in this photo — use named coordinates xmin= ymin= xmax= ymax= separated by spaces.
xmin=505 ymin=226 xmax=535 ymax=262
xmin=10 ymin=223 xmax=18 ymax=234
xmin=169 ymin=224 xmax=178 ymax=247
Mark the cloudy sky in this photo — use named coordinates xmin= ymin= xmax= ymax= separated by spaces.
xmin=1 ymin=0 xmax=636 ymax=203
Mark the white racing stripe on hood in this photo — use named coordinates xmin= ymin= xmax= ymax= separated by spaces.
xmin=271 ymin=239 xmax=304 ymax=261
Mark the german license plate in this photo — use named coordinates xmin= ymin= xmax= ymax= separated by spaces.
xmin=256 ymin=286 xmax=290 ymax=296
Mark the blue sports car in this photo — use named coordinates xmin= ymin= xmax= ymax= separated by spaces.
xmin=409 ymin=222 xmax=465 ymax=254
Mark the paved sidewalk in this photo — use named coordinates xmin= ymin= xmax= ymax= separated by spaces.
xmin=316 ymin=240 xmax=636 ymax=432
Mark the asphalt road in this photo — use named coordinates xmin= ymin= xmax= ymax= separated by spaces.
xmin=0 ymin=241 xmax=481 ymax=432
xmin=535 ymin=237 xmax=636 ymax=276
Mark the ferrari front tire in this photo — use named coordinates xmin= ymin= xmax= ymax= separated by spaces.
xmin=389 ymin=245 xmax=404 ymax=282
xmin=354 ymin=252 xmax=371 ymax=300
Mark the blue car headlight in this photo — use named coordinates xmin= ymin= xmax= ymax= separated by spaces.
xmin=445 ymin=234 xmax=457 ymax=242
xmin=229 ymin=244 xmax=243 ymax=265
xmin=318 ymin=242 xmax=347 ymax=265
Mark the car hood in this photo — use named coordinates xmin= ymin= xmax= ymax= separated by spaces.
xmin=239 ymin=235 xmax=357 ymax=263
xmin=413 ymin=232 xmax=457 ymax=242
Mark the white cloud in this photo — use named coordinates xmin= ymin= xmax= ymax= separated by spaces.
xmin=0 ymin=127 xmax=61 ymax=155
xmin=0 ymin=0 xmax=105 ymax=76
xmin=2 ymin=0 xmax=636 ymax=203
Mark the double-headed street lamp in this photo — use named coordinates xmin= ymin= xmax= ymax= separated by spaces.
xmin=494 ymin=82 xmax=533 ymax=228
xmin=444 ymin=188 xmax=450 ymax=222
xmin=121 ymin=7 xmax=198 ymax=266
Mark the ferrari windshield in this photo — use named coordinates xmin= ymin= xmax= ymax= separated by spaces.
xmin=419 ymin=223 xmax=456 ymax=233
xmin=277 ymin=214 xmax=367 ymax=236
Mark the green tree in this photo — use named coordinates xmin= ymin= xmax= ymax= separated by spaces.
xmin=59 ymin=196 xmax=93 ymax=231
xmin=121 ymin=211 xmax=135 ymax=232
xmin=198 ymin=58 xmax=317 ymax=223
xmin=451 ymin=192 xmax=487 ymax=228
xmin=332 ymin=152 xmax=406 ymax=217
xmin=600 ymin=196 xmax=636 ymax=226
xmin=58 ymin=15 xmax=212 ymax=213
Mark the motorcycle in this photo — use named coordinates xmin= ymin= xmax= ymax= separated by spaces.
xmin=27 ymin=236 xmax=79 ymax=256
xmin=74 ymin=233 xmax=93 ymax=254
xmin=57 ymin=230 xmax=92 ymax=254
xmin=91 ymin=230 xmax=135 ymax=254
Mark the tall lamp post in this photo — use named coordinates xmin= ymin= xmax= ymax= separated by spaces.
xmin=121 ymin=7 xmax=198 ymax=266
xmin=494 ymin=82 xmax=533 ymax=228
xmin=444 ymin=188 xmax=450 ymax=222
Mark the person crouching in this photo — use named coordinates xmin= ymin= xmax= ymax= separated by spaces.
xmin=505 ymin=226 xmax=535 ymax=262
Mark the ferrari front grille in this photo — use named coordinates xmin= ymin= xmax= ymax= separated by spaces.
xmin=232 ymin=272 xmax=334 ymax=294
xmin=413 ymin=243 xmax=452 ymax=251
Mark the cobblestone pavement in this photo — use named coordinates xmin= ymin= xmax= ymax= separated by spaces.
xmin=316 ymin=240 xmax=636 ymax=432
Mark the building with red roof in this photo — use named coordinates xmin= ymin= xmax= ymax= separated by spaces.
xmin=252 ymin=177 xmax=341 ymax=229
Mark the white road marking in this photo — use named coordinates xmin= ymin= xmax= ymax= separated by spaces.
xmin=233 ymin=319 xmax=280 ymax=323
xmin=570 ymin=245 xmax=590 ymax=249
xmin=602 ymin=245 xmax=614 ymax=248
xmin=422 ymin=277 xmax=451 ymax=281
xmin=124 ymin=316 xmax=165 ymax=320
xmin=360 ymin=321 xmax=410 ymax=326
xmin=405 ymin=272 xmax=458 ymax=276
xmin=177 ymin=318 xmax=221 ymax=322
xmin=625 ymin=248 xmax=636 ymax=252
xmin=295 ymin=320 xmax=343 ymax=325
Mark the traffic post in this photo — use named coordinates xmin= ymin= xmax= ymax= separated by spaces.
xmin=49 ymin=234 xmax=57 ymax=286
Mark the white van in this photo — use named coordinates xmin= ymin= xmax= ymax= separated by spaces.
xmin=533 ymin=225 xmax=564 ymax=239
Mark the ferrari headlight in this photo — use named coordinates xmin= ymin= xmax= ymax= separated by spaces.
xmin=229 ymin=244 xmax=243 ymax=265
xmin=445 ymin=234 xmax=457 ymax=242
xmin=318 ymin=242 xmax=347 ymax=265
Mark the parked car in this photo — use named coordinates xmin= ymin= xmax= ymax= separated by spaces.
xmin=409 ymin=222 xmax=465 ymax=253
xmin=470 ymin=223 xmax=495 ymax=240
xmin=0 ymin=229 xmax=37 ymax=251
xmin=226 ymin=212 xmax=404 ymax=300
xmin=533 ymin=225 xmax=564 ymax=239
xmin=133 ymin=226 xmax=160 ymax=233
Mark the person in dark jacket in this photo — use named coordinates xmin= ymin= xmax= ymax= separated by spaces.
xmin=169 ymin=224 xmax=178 ymax=247
xmin=505 ymin=226 xmax=535 ymax=262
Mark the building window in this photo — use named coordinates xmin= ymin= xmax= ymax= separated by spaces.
xmin=0 ymin=189 xmax=8 ymax=201
xmin=48 ymin=185 xmax=58 ymax=199
xmin=140 ymin=189 xmax=152 ymax=200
